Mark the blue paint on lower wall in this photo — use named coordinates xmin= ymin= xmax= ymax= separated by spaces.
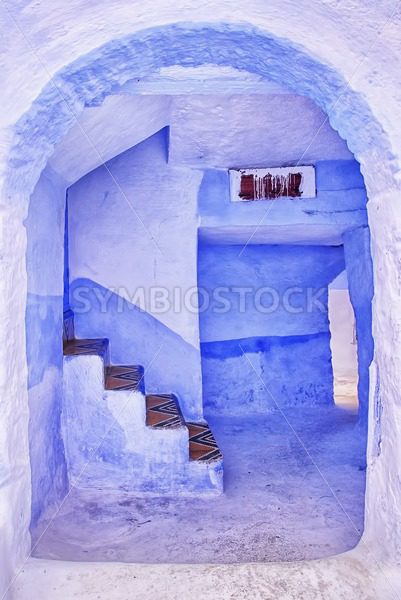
xmin=202 ymin=332 xmax=334 ymax=415
xmin=201 ymin=332 xmax=327 ymax=359
xmin=198 ymin=244 xmax=341 ymax=414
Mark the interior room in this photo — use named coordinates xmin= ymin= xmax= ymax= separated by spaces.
xmin=24 ymin=76 xmax=373 ymax=563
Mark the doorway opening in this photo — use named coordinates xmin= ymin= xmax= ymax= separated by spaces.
xmin=24 ymin=78 xmax=373 ymax=564
xmin=328 ymin=271 xmax=359 ymax=411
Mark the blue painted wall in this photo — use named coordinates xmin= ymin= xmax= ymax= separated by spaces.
xmin=343 ymin=226 xmax=374 ymax=425
xmin=65 ymin=128 xmax=369 ymax=420
xmin=63 ymin=193 xmax=70 ymax=313
xmin=198 ymin=160 xmax=367 ymax=233
xmin=196 ymin=158 xmax=369 ymax=415
xmin=199 ymin=244 xmax=345 ymax=414
xmin=25 ymin=167 xmax=68 ymax=526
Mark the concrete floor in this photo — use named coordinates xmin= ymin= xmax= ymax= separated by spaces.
xmin=32 ymin=405 xmax=366 ymax=564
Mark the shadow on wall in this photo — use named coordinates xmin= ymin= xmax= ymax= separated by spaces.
xmin=70 ymin=278 xmax=202 ymax=421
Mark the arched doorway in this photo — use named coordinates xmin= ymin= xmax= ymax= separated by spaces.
xmin=1 ymin=19 xmax=400 ymax=598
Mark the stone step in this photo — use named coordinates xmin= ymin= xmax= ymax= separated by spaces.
xmin=146 ymin=394 xmax=223 ymax=463
xmin=63 ymin=337 xmax=109 ymax=361
xmin=63 ymin=334 xmax=223 ymax=468
xmin=105 ymin=365 xmax=145 ymax=393
xmin=146 ymin=393 xmax=186 ymax=429
xmin=63 ymin=309 xmax=75 ymax=341
xmin=187 ymin=422 xmax=223 ymax=462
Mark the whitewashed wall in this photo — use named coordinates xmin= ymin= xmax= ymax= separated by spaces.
xmin=169 ymin=94 xmax=353 ymax=167
xmin=1 ymin=2 xmax=401 ymax=598
xmin=68 ymin=130 xmax=204 ymax=419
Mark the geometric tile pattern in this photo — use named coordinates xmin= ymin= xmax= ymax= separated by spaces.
xmin=63 ymin=333 xmax=223 ymax=463
xmin=63 ymin=338 xmax=109 ymax=357
xmin=146 ymin=394 xmax=185 ymax=429
xmin=105 ymin=365 xmax=144 ymax=393
xmin=63 ymin=309 xmax=75 ymax=341
xmin=187 ymin=423 xmax=223 ymax=462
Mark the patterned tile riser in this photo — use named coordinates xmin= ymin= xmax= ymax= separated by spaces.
xmin=63 ymin=337 xmax=223 ymax=464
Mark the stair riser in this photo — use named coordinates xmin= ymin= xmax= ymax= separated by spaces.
xmin=62 ymin=355 xmax=113 ymax=479
xmin=63 ymin=310 xmax=75 ymax=342
xmin=105 ymin=389 xmax=189 ymax=461
xmin=62 ymin=354 xmax=222 ymax=494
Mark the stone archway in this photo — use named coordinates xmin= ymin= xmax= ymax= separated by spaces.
xmin=1 ymin=20 xmax=401 ymax=598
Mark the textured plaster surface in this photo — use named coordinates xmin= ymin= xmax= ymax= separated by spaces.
xmin=199 ymin=245 xmax=344 ymax=412
xmin=2 ymin=2 xmax=401 ymax=168
xmin=13 ymin=554 xmax=401 ymax=600
xmin=25 ymin=167 xmax=69 ymax=526
xmin=198 ymin=160 xmax=367 ymax=245
xmin=33 ymin=408 xmax=365 ymax=563
xmin=1 ymin=3 xmax=401 ymax=599
xmin=62 ymin=354 xmax=222 ymax=495
xmin=67 ymin=130 xmax=204 ymax=419
xmin=202 ymin=334 xmax=335 ymax=414
xmin=49 ymin=95 xmax=171 ymax=186
xmin=343 ymin=227 xmax=374 ymax=424
xmin=50 ymin=89 xmax=356 ymax=185
xmin=169 ymin=94 xmax=353 ymax=167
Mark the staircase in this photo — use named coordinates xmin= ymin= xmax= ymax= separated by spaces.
xmin=62 ymin=310 xmax=223 ymax=495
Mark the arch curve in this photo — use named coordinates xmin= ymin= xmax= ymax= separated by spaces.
xmin=2 ymin=18 xmax=401 ymax=597
xmin=6 ymin=22 xmax=398 ymax=199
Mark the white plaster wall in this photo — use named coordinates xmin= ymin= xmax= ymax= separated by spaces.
xmin=68 ymin=130 xmax=202 ymax=348
xmin=2 ymin=1 xmax=401 ymax=158
xmin=169 ymin=94 xmax=353 ymax=167
xmin=0 ymin=166 xmax=67 ymax=598
xmin=1 ymin=2 xmax=401 ymax=598
xmin=49 ymin=90 xmax=354 ymax=183
xmin=49 ymin=95 xmax=172 ymax=185
xmin=67 ymin=130 xmax=204 ymax=418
